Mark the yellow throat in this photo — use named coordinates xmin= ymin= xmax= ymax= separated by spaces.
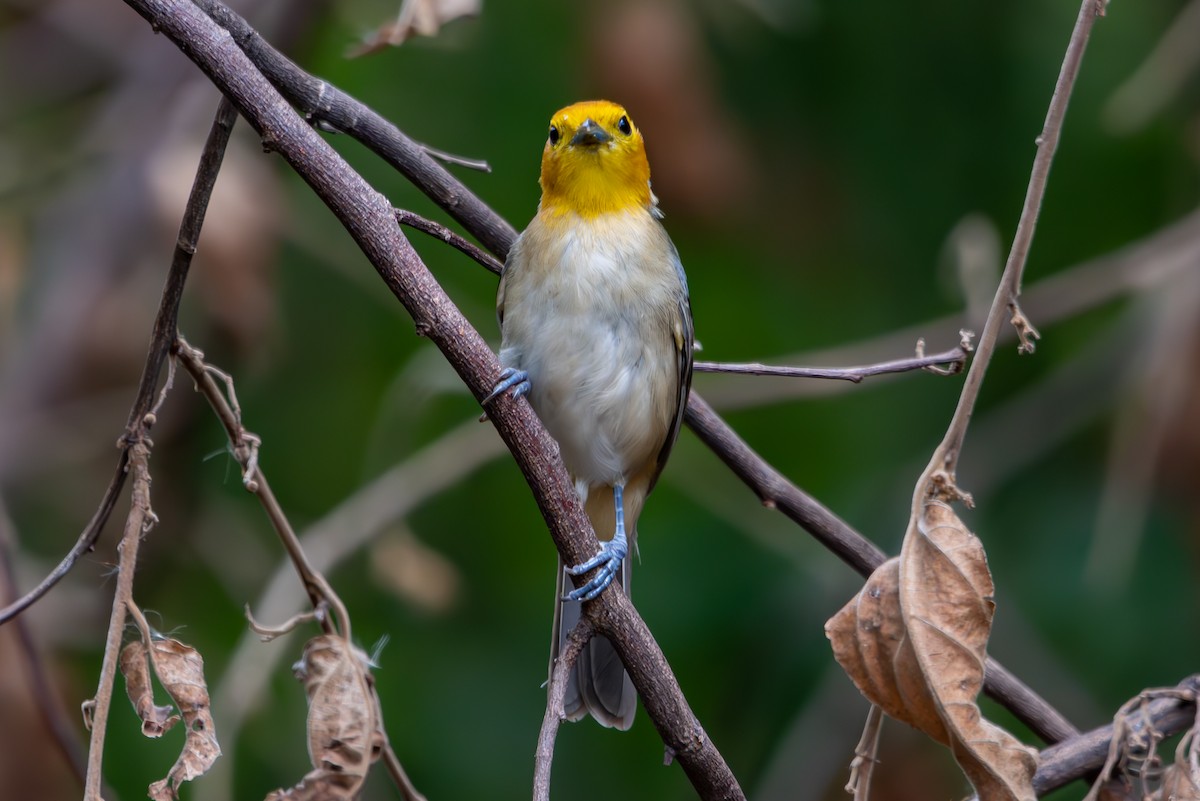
xmin=537 ymin=100 xmax=653 ymax=218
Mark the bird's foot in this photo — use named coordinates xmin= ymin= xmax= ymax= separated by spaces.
xmin=564 ymin=529 xmax=627 ymax=602
xmin=483 ymin=367 xmax=530 ymax=405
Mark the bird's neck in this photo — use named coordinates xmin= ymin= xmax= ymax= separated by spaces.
xmin=539 ymin=155 xmax=652 ymax=219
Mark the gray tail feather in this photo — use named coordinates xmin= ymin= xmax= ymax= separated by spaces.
xmin=550 ymin=554 xmax=635 ymax=730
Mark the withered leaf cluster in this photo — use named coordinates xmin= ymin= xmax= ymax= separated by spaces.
xmin=119 ymin=636 xmax=221 ymax=800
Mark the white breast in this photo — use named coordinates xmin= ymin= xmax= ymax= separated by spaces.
xmin=498 ymin=211 xmax=682 ymax=487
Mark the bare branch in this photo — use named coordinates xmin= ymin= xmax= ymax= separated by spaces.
xmin=693 ymin=339 xmax=969 ymax=382
xmin=396 ymin=208 xmax=504 ymax=275
xmin=184 ymin=0 xmax=1081 ymax=749
xmin=174 ymin=338 xmax=348 ymax=639
xmin=0 ymin=97 xmax=238 ymax=626
xmin=846 ymin=705 xmax=884 ymax=800
xmin=416 ymin=141 xmax=492 ymax=173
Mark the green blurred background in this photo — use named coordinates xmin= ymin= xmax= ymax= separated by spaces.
xmin=1 ymin=0 xmax=1198 ymax=799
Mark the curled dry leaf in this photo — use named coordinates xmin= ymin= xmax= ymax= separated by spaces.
xmin=141 ymin=638 xmax=221 ymax=801
xmin=266 ymin=635 xmax=384 ymax=801
xmin=120 ymin=640 xmax=181 ymax=737
xmin=826 ymin=499 xmax=1038 ymax=801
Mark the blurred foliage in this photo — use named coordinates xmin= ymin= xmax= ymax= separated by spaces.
xmin=1 ymin=0 xmax=1198 ymax=800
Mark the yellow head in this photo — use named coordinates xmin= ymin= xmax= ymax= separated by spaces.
xmin=537 ymin=100 xmax=652 ymax=218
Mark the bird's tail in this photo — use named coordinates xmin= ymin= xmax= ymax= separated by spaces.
xmin=551 ymin=552 xmax=636 ymax=729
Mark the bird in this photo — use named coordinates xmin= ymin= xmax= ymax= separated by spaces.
xmin=485 ymin=100 xmax=694 ymax=729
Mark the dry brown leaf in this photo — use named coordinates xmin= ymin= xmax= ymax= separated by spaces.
xmin=826 ymin=499 xmax=1038 ymax=801
xmin=142 ymin=638 xmax=221 ymax=800
xmin=349 ymin=0 xmax=481 ymax=57
xmin=266 ymin=635 xmax=384 ymax=801
xmin=119 ymin=640 xmax=180 ymax=737
xmin=1158 ymin=727 xmax=1200 ymax=800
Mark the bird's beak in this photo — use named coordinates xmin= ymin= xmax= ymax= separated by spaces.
xmin=571 ymin=119 xmax=612 ymax=148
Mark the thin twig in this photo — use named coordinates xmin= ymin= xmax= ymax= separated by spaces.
xmin=417 ymin=141 xmax=492 ymax=173
xmin=700 ymin=209 xmax=1200 ymax=411
xmin=534 ymin=617 xmax=595 ymax=801
xmin=693 ymin=340 xmax=969 ymax=382
xmin=0 ymin=97 xmax=238 ymax=626
xmin=847 ymin=705 xmax=884 ymax=801
xmin=928 ymin=0 xmax=1102 ymax=494
xmin=396 ymin=208 xmax=504 ymax=275
xmin=83 ymin=438 xmax=155 ymax=801
xmin=173 ymin=337 xmax=348 ymax=639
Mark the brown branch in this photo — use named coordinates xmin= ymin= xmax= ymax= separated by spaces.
xmin=694 ymin=340 xmax=970 ymax=383
xmin=534 ymin=617 xmax=595 ymax=801
xmin=0 ymin=97 xmax=238 ymax=626
xmin=83 ymin=437 xmax=154 ymax=801
xmin=396 ymin=208 xmax=504 ymax=275
xmin=929 ymin=0 xmax=1103 ymax=492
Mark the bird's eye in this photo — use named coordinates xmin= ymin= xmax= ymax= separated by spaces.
xmin=548 ymin=125 xmax=560 ymax=145
xmin=617 ymin=116 xmax=632 ymax=136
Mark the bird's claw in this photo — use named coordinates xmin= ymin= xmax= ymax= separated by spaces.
xmin=483 ymin=367 xmax=530 ymax=405
xmin=564 ymin=538 xmax=627 ymax=602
